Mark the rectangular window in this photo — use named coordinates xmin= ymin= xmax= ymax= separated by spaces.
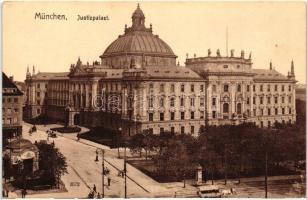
xmin=275 ymin=85 xmax=278 ymax=91
xmin=261 ymin=109 xmax=264 ymax=116
xmin=212 ymin=111 xmax=216 ymax=119
xmin=200 ymin=85 xmax=204 ymax=92
xmin=160 ymin=113 xmax=164 ymax=121
xmin=253 ymin=109 xmax=256 ymax=116
xmin=14 ymin=98 xmax=18 ymax=103
xmin=190 ymin=98 xmax=195 ymax=107
xmin=160 ymin=128 xmax=164 ymax=134
xmin=268 ymin=108 xmax=271 ymax=116
xmin=180 ymin=98 xmax=184 ymax=107
xmin=171 ymin=112 xmax=175 ymax=120
xmin=181 ymin=112 xmax=185 ymax=120
xmin=253 ymin=97 xmax=256 ymax=105
xmin=224 ymin=85 xmax=229 ymax=92
xmin=8 ymin=98 xmax=11 ymax=103
xmin=260 ymin=85 xmax=263 ymax=92
xmin=171 ymin=84 xmax=175 ymax=93
xmin=282 ymin=108 xmax=285 ymax=115
xmin=149 ymin=113 xmax=153 ymax=121
xmin=191 ymin=84 xmax=194 ymax=92
xmin=288 ymin=85 xmax=291 ymax=92
xmin=181 ymin=126 xmax=185 ymax=134
xmin=37 ymin=109 xmax=41 ymax=114
xmin=160 ymin=84 xmax=164 ymax=93
xmin=37 ymin=84 xmax=40 ymax=89
xmin=289 ymin=108 xmax=292 ymax=114
xmin=282 ymin=97 xmax=285 ymax=103
xmin=191 ymin=112 xmax=194 ymax=119
xmin=260 ymin=97 xmax=263 ymax=104
xmin=200 ymin=97 xmax=204 ymax=107
xmin=37 ymin=92 xmax=40 ymax=97
xmin=282 ymin=85 xmax=285 ymax=92
xmin=253 ymin=85 xmax=256 ymax=92
xmin=212 ymin=98 xmax=216 ymax=106
xmin=260 ymin=121 xmax=264 ymax=128
xmin=247 ymin=85 xmax=250 ymax=92
xmin=171 ymin=127 xmax=175 ymax=134
xmin=181 ymin=84 xmax=185 ymax=92
xmin=267 ymin=97 xmax=271 ymax=104
xmin=191 ymin=126 xmax=194 ymax=134
xmin=200 ymin=111 xmax=204 ymax=119
xmin=275 ymin=108 xmax=278 ymax=115
xmin=268 ymin=121 xmax=271 ymax=127
xmin=247 ymin=97 xmax=250 ymax=105
xmin=288 ymin=96 xmax=292 ymax=103
xmin=267 ymin=85 xmax=270 ymax=92
xmin=275 ymin=97 xmax=278 ymax=104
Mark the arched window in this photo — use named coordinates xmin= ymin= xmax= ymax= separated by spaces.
xmin=237 ymin=103 xmax=242 ymax=114
xmin=223 ymin=103 xmax=229 ymax=113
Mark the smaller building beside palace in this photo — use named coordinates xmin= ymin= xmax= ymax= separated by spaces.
xmin=3 ymin=72 xmax=23 ymax=139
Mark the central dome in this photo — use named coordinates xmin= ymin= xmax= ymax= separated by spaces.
xmin=100 ymin=4 xmax=177 ymax=69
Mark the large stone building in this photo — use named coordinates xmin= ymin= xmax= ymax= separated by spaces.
xmin=3 ymin=72 xmax=23 ymax=139
xmin=24 ymin=5 xmax=296 ymax=135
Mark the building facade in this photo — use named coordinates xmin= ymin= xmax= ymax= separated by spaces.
xmin=24 ymin=5 xmax=296 ymax=135
xmin=3 ymin=72 xmax=23 ymax=139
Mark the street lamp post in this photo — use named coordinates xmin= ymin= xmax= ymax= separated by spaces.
xmin=96 ymin=148 xmax=105 ymax=198
xmin=124 ymin=140 xmax=127 ymax=198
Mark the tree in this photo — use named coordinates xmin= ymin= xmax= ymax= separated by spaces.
xmin=142 ymin=130 xmax=158 ymax=160
xmin=36 ymin=142 xmax=68 ymax=187
xmin=129 ymin=133 xmax=144 ymax=157
xmin=154 ymin=139 xmax=192 ymax=183
xmin=113 ymin=131 xmax=127 ymax=158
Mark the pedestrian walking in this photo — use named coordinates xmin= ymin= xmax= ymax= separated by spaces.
xmin=77 ymin=133 xmax=80 ymax=141
xmin=93 ymin=184 xmax=96 ymax=193
xmin=107 ymin=177 xmax=111 ymax=186
xmin=21 ymin=189 xmax=27 ymax=198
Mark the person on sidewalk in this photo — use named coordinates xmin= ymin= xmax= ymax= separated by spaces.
xmin=93 ymin=184 xmax=96 ymax=193
xmin=107 ymin=177 xmax=111 ymax=186
xmin=77 ymin=133 xmax=80 ymax=141
xmin=97 ymin=192 xmax=101 ymax=198
xmin=21 ymin=189 xmax=27 ymax=198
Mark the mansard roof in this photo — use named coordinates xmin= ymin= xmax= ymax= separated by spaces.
xmin=252 ymin=69 xmax=292 ymax=82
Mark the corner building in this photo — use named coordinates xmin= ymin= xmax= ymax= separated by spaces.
xmin=24 ymin=5 xmax=296 ymax=135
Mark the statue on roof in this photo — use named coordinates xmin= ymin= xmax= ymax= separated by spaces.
xmin=241 ymin=50 xmax=245 ymax=58
xmin=216 ymin=49 xmax=221 ymax=57
xmin=230 ymin=49 xmax=234 ymax=57
xmin=208 ymin=49 xmax=211 ymax=57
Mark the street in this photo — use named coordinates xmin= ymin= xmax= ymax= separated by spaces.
xmin=18 ymin=122 xmax=305 ymax=198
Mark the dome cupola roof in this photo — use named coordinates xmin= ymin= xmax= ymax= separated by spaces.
xmin=100 ymin=4 xmax=176 ymax=59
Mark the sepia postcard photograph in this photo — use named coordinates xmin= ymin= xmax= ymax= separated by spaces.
xmin=1 ymin=1 xmax=306 ymax=198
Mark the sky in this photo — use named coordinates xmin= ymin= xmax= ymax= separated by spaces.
xmin=3 ymin=1 xmax=306 ymax=83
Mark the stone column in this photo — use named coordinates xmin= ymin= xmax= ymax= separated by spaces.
xmin=85 ymin=83 xmax=90 ymax=108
